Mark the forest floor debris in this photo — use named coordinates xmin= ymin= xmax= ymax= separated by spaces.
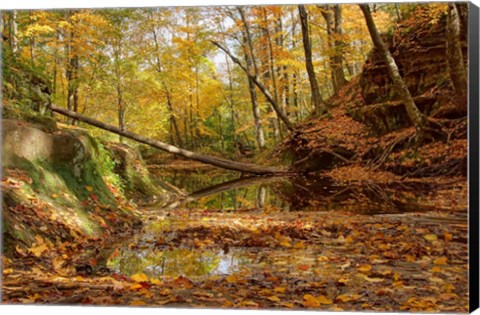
xmin=2 ymin=202 xmax=468 ymax=312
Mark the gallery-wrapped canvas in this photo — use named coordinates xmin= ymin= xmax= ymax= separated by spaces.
xmin=1 ymin=0 xmax=479 ymax=313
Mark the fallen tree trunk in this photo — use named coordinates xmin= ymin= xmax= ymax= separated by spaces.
xmin=49 ymin=105 xmax=287 ymax=175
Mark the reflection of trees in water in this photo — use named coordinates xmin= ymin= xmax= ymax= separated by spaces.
xmin=108 ymin=248 xmax=221 ymax=278
xmin=257 ymin=186 xmax=266 ymax=208
xmin=161 ymin=170 xmax=239 ymax=194
xmin=163 ymin=175 xmax=286 ymax=211
xmin=107 ymin=173 xmax=447 ymax=280
xmin=158 ymin=171 xmax=437 ymax=215
xmin=272 ymin=175 xmax=435 ymax=214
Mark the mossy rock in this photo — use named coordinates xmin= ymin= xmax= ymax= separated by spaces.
xmin=106 ymin=143 xmax=168 ymax=199
xmin=1 ymin=120 xmax=142 ymax=257
xmin=2 ymin=106 xmax=57 ymax=132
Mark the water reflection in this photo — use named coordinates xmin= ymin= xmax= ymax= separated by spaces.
xmin=271 ymin=174 xmax=424 ymax=214
xmin=108 ymin=247 xmax=226 ymax=278
xmin=163 ymin=175 xmax=287 ymax=211
xmin=157 ymin=171 xmax=432 ymax=215
xmin=108 ymin=170 xmax=444 ymax=278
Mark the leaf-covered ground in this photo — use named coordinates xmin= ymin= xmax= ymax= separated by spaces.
xmin=2 ymin=199 xmax=468 ymax=312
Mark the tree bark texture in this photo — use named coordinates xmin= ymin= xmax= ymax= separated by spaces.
xmin=298 ymin=5 xmax=328 ymax=115
xmin=238 ymin=7 xmax=266 ymax=150
xmin=360 ymin=4 xmax=426 ymax=131
xmin=446 ymin=3 xmax=467 ymax=108
xmin=332 ymin=5 xmax=347 ymax=91
xmin=65 ymin=11 xmax=80 ymax=124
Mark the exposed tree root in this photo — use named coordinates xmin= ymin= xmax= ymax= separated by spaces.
xmin=367 ymin=131 xmax=416 ymax=169
xmin=401 ymin=156 xmax=466 ymax=178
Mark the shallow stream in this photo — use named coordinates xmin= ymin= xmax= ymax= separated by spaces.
xmin=105 ymin=167 xmax=466 ymax=280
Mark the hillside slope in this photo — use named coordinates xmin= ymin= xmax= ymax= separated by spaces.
xmin=279 ymin=5 xmax=467 ymax=181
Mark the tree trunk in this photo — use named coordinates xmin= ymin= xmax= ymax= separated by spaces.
xmin=332 ymin=5 xmax=347 ymax=90
xmin=65 ymin=11 xmax=80 ymax=124
xmin=319 ymin=5 xmax=338 ymax=93
xmin=28 ymin=12 xmax=36 ymax=66
xmin=360 ymin=4 xmax=426 ymax=131
xmin=237 ymin=7 xmax=259 ymax=75
xmin=67 ymin=55 xmax=79 ymax=122
xmin=164 ymin=85 xmax=183 ymax=147
xmin=224 ymin=55 xmax=237 ymax=144
xmin=212 ymin=41 xmax=294 ymax=131
xmin=290 ymin=11 xmax=300 ymax=120
xmin=116 ymin=84 xmax=125 ymax=143
xmin=238 ymin=7 xmax=265 ymax=150
xmin=245 ymin=63 xmax=266 ymax=150
xmin=298 ymin=5 xmax=328 ymax=115
xmin=195 ymin=64 xmax=201 ymax=141
xmin=446 ymin=3 xmax=467 ymax=110
xmin=10 ymin=11 xmax=18 ymax=53
xmin=217 ymin=110 xmax=225 ymax=152
xmin=50 ymin=105 xmax=287 ymax=175
xmin=262 ymin=8 xmax=280 ymax=108
xmin=0 ymin=14 xmax=4 ymax=42
xmin=151 ymin=24 xmax=184 ymax=147
xmin=275 ymin=13 xmax=290 ymax=122
xmin=262 ymin=8 xmax=283 ymax=141
xmin=52 ymin=29 xmax=61 ymax=95
xmin=394 ymin=4 xmax=402 ymax=22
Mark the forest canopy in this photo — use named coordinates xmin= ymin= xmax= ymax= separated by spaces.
xmin=2 ymin=3 xmax=419 ymax=153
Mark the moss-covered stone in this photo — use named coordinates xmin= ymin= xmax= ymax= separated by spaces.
xmin=1 ymin=119 xmax=142 ymax=256
xmin=106 ymin=143 xmax=170 ymax=200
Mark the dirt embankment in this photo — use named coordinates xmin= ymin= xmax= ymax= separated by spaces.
xmin=279 ymin=6 xmax=467 ymax=182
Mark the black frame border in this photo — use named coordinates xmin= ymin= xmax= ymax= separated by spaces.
xmin=469 ymin=1 xmax=480 ymax=312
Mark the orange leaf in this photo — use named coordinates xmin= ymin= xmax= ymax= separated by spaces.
xmin=268 ymin=296 xmax=281 ymax=302
xmin=274 ymin=287 xmax=286 ymax=293
xmin=30 ymin=243 xmax=49 ymax=257
xmin=424 ymin=234 xmax=438 ymax=242
xmin=356 ymin=264 xmax=372 ymax=273
xmin=336 ymin=294 xmax=361 ymax=303
xmin=226 ymin=275 xmax=237 ymax=283
xmin=129 ymin=283 xmax=143 ymax=290
xmin=433 ymin=256 xmax=448 ymax=265
xmin=129 ymin=299 xmax=147 ymax=306
xmin=131 ymin=273 xmax=149 ymax=282
xmin=316 ymin=295 xmax=333 ymax=305
xmin=298 ymin=264 xmax=309 ymax=271
xmin=293 ymin=241 xmax=306 ymax=249
xmin=150 ymin=278 xmax=161 ymax=285
xmin=303 ymin=294 xmax=333 ymax=306
xmin=303 ymin=294 xmax=320 ymax=307
xmin=444 ymin=232 xmax=453 ymax=242
xmin=439 ymin=293 xmax=457 ymax=301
